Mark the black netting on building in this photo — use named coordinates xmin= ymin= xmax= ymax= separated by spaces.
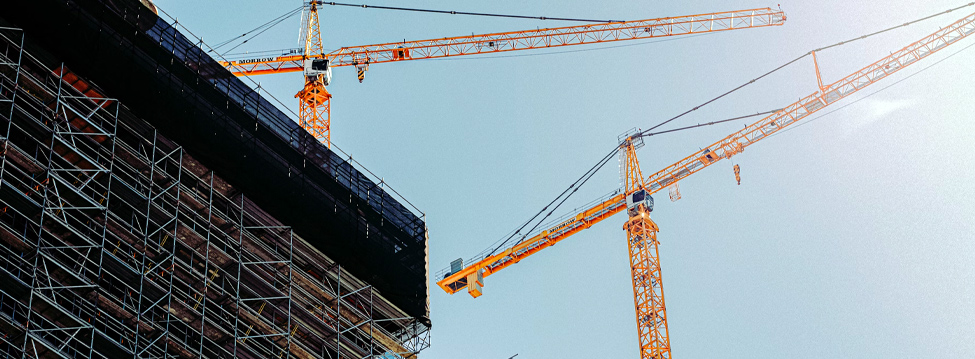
xmin=143 ymin=7 xmax=425 ymax=241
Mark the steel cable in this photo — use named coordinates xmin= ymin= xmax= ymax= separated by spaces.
xmin=316 ymin=1 xmax=624 ymax=23
xmin=635 ymin=2 xmax=975 ymax=138
xmin=211 ymin=6 xmax=303 ymax=51
xmin=478 ymin=2 xmax=975 ymax=260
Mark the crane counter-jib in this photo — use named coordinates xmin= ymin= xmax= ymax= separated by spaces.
xmin=437 ymin=10 xmax=975 ymax=297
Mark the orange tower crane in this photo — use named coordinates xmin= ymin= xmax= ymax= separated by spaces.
xmin=220 ymin=4 xmax=787 ymax=147
xmin=437 ymin=10 xmax=975 ymax=359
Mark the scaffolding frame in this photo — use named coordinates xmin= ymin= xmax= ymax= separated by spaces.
xmin=0 ymin=25 xmax=429 ymax=359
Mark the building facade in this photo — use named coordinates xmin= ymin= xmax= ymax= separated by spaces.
xmin=0 ymin=0 xmax=430 ymax=358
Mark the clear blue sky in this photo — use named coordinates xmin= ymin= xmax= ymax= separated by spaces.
xmin=157 ymin=1 xmax=975 ymax=357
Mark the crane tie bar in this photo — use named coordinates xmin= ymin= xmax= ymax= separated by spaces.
xmin=315 ymin=2 xmax=626 ymax=23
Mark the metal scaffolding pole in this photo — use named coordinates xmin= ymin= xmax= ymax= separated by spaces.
xmin=23 ymin=62 xmax=119 ymax=359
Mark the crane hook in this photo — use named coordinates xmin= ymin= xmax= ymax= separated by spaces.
xmin=733 ymin=164 xmax=741 ymax=185
xmin=353 ymin=59 xmax=369 ymax=83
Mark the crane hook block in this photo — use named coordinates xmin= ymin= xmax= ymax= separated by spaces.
xmin=734 ymin=164 xmax=741 ymax=185
xmin=354 ymin=60 xmax=369 ymax=83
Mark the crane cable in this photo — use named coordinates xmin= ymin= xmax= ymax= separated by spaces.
xmin=315 ymin=2 xmax=625 ymax=23
xmin=486 ymin=145 xmax=620 ymax=257
xmin=635 ymin=2 xmax=975 ymax=139
xmin=212 ymin=2 xmax=626 ymax=60
xmin=480 ymin=2 xmax=975 ymax=260
xmin=210 ymin=6 xmax=304 ymax=55
xmin=639 ymin=109 xmax=782 ymax=138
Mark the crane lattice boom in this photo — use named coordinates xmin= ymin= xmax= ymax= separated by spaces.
xmin=221 ymin=7 xmax=786 ymax=76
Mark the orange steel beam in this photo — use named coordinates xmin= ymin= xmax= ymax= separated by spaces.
xmin=221 ymin=7 xmax=786 ymax=76
xmin=437 ymin=10 xmax=975 ymax=296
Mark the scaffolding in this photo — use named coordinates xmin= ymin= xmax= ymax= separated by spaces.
xmin=0 ymin=26 xmax=430 ymax=359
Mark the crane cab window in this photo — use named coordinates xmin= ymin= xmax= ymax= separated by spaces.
xmin=311 ymin=59 xmax=329 ymax=71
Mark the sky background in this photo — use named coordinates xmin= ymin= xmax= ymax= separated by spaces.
xmin=155 ymin=1 xmax=975 ymax=358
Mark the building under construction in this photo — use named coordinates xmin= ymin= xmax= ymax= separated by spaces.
xmin=0 ymin=0 xmax=430 ymax=358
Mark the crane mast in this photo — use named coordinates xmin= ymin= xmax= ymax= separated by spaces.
xmin=437 ymin=10 xmax=975 ymax=359
xmin=295 ymin=1 xmax=333 ymax=146
xmin=219 ymin=6 xmax=786 ymax=145
xmin=620 ymin=136 xmax=672 ymax=358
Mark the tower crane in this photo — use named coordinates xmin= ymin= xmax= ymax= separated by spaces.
xmin=436 ymin=10 xmax=975 ymax=359
xmin=219 ymin=3 xmax=787 ymax=147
